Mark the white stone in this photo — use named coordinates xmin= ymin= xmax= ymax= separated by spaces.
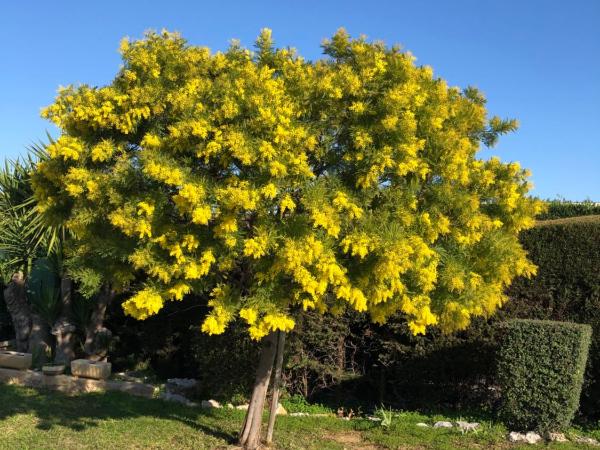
xmin=575 ymin=436 xmax=600 ymax=446
xmin=548 ymin=432 xmax=568 ymax=442
xmin=290 ymin=412 xmax=309 ymax=417
xmin=367 ymin=416 xmax=382 ymax=421
xmin=226 ymin=403 xmax=234 ymax=409
xmin=201 ymin=399 xmax=222 ymax=409
xmin=508 ymin=432 xmax=526 ymax=442
xmin=416 ymin=422 xmax=429 ymax=427
xmin=456 ymin=421 xmax=480 ymax=433
xmin=433 ymin=421 xmax=453 ymax=428
xmin=508 ymin=431 xmax=542 ymax=444
xmin=160 ymin=392 xmax=191 ymax=405
xmin=525 ymin=432 xmax=542 ymax=444
xmin=236 ymin=404 xmax=249 ymax=410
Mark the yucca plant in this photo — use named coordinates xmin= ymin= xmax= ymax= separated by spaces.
xmin=0 ymin=146 xmax=66 ymax=358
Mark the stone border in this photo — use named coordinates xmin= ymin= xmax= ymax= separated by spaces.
xmin=0 ymin=367 xmax=157 ymax=398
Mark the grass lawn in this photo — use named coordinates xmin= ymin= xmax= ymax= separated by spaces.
xmin=0 ymin=384 xmax=599 ymax=449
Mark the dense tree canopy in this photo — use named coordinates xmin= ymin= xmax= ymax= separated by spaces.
xmin=32 ymin=29 xmax=543 ymax=340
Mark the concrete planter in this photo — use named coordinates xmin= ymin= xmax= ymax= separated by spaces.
xmin=42 ymin=364 xmax=66 ymax=376
xmin=71 ymin=359 xmax=111 ymax=380
xmin=0 ymin=340 xmax=15 ymax=349
xmin=0 ymin=350 xmax=32 ymax=370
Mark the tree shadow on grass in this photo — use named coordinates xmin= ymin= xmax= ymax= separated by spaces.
xmin=0 ymin=383 xmax=238 ymax=444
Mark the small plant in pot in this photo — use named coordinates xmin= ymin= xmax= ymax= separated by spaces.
xmin=42 ymin=363 xmax=66 ymax=376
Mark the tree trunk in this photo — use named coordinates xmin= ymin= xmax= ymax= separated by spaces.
xmin=239 ymin=331 xmax=278 ymax=449
xmin=3 ymin=272 xmax=31 ymax=352
xmin=84 ymin=283 xmax=115 ymax=360
xmin=266 ymin=331 xmax=286 ymax=444
xmin=52 ymin=276 xmax=76 ymax=365
xmin=28 ymin=312 xmax=52 ymax=365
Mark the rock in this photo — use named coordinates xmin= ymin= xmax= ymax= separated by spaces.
xmin=201 ymin=399 xmax=221 ymax=409
xmin=548 ymin=432 xmax=568 ymax=442
xmin=416 ymin=422 xmax=429 ymax=427
xmin=525 ymin=432 xmax=542 ymax=444
xmin=0 ymin=351 xmax=33 ymax=370
xmin=290 ymin=412 xmax=309 ymax=417
xmin=160 ymin=392 xmax=193 ymax=406
xmin=456 ymin=421 xmax=480 ymax=433
xmin=236 ymin=404 xmax=249 ymax=410
xmin=508 ymin=432 xmax=525 ymax=442
xmin=165 ymin=378 xmax=197 ymax=397
xmin=226 ymin=403 xmax=234 ymax=409
xmin=433 ymin=421 xmax=453 ymax=428
xmin=367 ymin=416 xmax=382 ymax=421
xmin=70 ymin=359 xmax=111 ymax=380
xmin=508 ymin=431 xmax=542 ymax=444
xmin=275 ymin=403 xmax=287 ymax=415
xmin=575 ymin=436 xmax=600 ymax=446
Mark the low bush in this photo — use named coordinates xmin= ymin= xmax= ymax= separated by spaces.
xmin=497 ymin=319 xmax=591 ymax=432
xmin=538 ymin=199 xmax=600 ymax=220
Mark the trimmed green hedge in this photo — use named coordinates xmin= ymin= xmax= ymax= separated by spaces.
xmin=538 ymin=200 xmax=600 ymax=220
xmin=497 ymin=319 xmax=591 ymax=432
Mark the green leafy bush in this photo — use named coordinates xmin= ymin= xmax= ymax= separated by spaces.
xmin=280 ymin=394 xmax=333 ymax=414
xmin=497 ymin=319 xmax=591 ymax=432
xmin=505 ymin=215 xmax=600 ymax=417
xmin=538 ymin=200 xmax=600 ymax=220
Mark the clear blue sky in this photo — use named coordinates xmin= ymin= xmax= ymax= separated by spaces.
xmin=1 ymin=0 xmax=598 ymax=200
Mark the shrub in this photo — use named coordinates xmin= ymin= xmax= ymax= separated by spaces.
xmin=505 ymin=215 xmax=600 ymax=418
xmin=497 ymin=319 xmax=591 ymax=432
xmin=538 ymin=200 xmax=600 ymax=220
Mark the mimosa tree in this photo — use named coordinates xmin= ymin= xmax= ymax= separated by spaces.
xmin=31 ymin=29 xmax=542 ymax=449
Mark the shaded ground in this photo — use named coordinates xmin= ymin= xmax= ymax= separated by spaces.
xmin=0 ymin=384 xmax=598 ymax=449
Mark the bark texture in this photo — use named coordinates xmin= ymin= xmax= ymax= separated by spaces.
xmin=52 ymin=276 xmax=76 ymax=365
xmin=84 ymin=284 xmax=115 ymax=360
xmin=266 ymin=331 xmax=286 ymax=444
xmin=28 ymin=312 xmax=52 ymax=364
xmin=239 ymin=331 xmax=278 ymax=450
xmin=3 ymin=272 xmax=31 ymax=352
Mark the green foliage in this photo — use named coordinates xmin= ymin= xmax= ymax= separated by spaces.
xmin=374 ymin=404 xmax=393 ymax=428
xmin=0 ymin=158 xmax=42 ymax=278
xmin=505 ymin=215 xmax=600 ymax=417
xmin=26 ymin=257 xmax=61 ymax=325
xmin=280 ymin=394 xmax=333 ymax=414
xmin=497 ymin=319 xmax=591 ymax=432
xmin=285 ymin=310 xmax=356 ymax=398
xmin=186 ymin=318 xmax=260 ymax=401
xmin=538 ymin=200 xmax=600 ymax=220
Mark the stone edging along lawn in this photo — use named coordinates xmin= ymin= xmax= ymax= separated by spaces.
xmin=0 ymin=367 xmax=157 ymax=398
